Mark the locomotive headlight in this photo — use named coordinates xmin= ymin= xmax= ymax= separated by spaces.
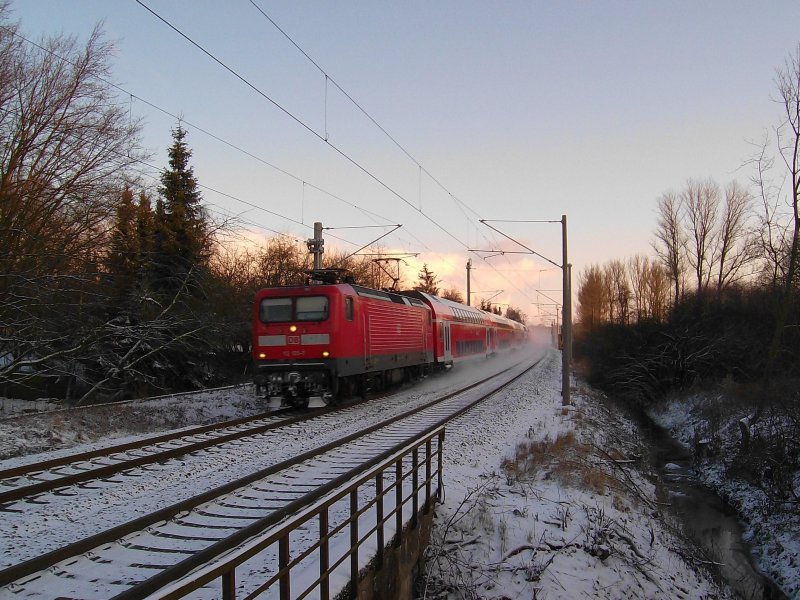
xmin=258 ymin=352 xmax=267 ymax=359
xmin=289 ymin=325 xmax=297 ymax=332
xmin=322 ymin=351 xmax=330 ymax=357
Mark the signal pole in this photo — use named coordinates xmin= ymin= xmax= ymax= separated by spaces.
xmin=466 ymin=258 xmax=472 ymax=306
xmin=307 ymin=221 xmax=324 ymax=270
xmin=562 ymin=215 xmax=572 ymax=406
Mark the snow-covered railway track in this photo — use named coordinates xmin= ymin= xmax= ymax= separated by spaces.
xmin=0 ymin=358 xmax=540 ymax=599
xmin=0 ymin=406 xmax=314 ymax=505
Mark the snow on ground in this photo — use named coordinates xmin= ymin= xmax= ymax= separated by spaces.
xmin=0 ymin=347 xmax=763 ymax=598
xmin=651 ymin=392 xmax=800 ymax=600
xmin=0 ymin=386 xmax=265 ymax=460
xmin=420 ymin=349 xmax=732 ymax=600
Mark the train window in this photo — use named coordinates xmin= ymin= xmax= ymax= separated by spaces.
xmin=260 ymin=298 xmax=292 ymax=322
xmin=345 ymin=296 xmax=354 ymax=321
xmin=296 ymin=296 xmax=329 ymax=321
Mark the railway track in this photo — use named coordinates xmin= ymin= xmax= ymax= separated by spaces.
xmin=0 ymin=355 xmax=542 ymax=599
xmin=0 ymin=404 xmax=318 ymax=505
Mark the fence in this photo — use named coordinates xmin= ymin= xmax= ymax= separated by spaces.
xmin=142 ymin=426 xmax=446 ymax=600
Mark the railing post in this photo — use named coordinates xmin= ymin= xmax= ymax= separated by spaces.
xmin=395 ymin=459 xmax=403 ymax=548
xmin=222 ymin=568 xmax=235 ymax=600
xmin=411 ymin=447 xmax=419 ymax=529
xmin=437 ymin=430 xmax=445 ymax=501
xmin=376 ymin=471 xmax=384 ymax=569
xmin=425 ymin=439 xmax=432 ymax=514
xmin=320 ymin=508 xmax=330 ymax=600
xmin=279 ymin=534 xmax=290 ymax=600
xmin=350 ymin=488 xmax=359 ymax=592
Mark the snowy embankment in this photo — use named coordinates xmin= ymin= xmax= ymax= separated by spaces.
xmin=651 ymin=393 xmax=800 ymax=599
xmin=419 ymin=350 xmax=732 ymax=599
xmin=0 ymin=387 xmax=264 ymax=460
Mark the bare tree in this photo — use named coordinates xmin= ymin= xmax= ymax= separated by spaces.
xmin=577 ymin=265 xmax=607 ymax=330
xmin=712 ymin=180 xmax=755 ymax=290
xmin=653 ymin=191 xmax=685 ymax=302
xmin=682 ymin=178 xmax=720 ymax=292
xmin=0 ymin=11 xmax=144 ymax=389
xmin=254 ymin=237 xmax=309 ymax=287
xmin=762 ymin=44 xmax=800 ymax=381
xmin=750 ymin=135 xmax=790 ymax=287
xmin=654 ymin=179 xmax=756 ymax=301
xmin=628 ymin=255 xmax=648 ymax=322
xmin=646 ymin=260 xmax=670 ymax=322
xmin=604 ymin=259 xmax=631 ymax=325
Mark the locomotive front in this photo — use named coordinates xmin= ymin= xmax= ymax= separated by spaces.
xmin=252 ymin=285 xmax=341 ymax=406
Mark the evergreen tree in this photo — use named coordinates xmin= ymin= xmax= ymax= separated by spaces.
xmin=414 ymin=263 xmax=440 ymax=295
xmin=155 ymin=125 xmax=210 ymax=293
xmin=505 ymin=305 xmax=526 ymax=324
xmin=106 ymin=186 xmax=140 ymax=309
xmin=136 ymin=192 xmax=155 ymax=263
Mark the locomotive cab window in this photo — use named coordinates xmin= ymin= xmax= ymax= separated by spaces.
xmin=296 ymin=296 xmax=329 ymax=321
xmin=260 ymin=298 xmax=292 ymax=322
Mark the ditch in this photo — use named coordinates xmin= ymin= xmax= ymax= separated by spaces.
xmin=638 ymin=417 xmax=788 ymax=599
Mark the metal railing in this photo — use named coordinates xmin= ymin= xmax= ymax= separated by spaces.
xmin=144 ymin=426 xmax=446 ymax=600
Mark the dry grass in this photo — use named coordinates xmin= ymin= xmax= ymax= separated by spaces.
xmin=501 ymin=430 xmax=614 ymax=495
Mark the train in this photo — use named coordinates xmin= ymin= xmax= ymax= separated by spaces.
xmin=252 ymin=273 xmax=527 ymax=406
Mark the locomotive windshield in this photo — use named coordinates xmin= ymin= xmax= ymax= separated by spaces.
xmin=296 ymin=296 xmax=328 ymax=320
xmin=260 ymin=296 xmax=329 ymax=322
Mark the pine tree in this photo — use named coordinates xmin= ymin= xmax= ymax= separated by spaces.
xmin=106 ymin=186 xmax=140 ymax=310
xmin=414 ymin=263 xmax=440 ymax=295
xmin=136 ymin=192 xmax=154 ymax=261
xmin=156 ymin=125 xmax=210 ymax=293
xmin=134 ymin=191 xmax=156 ymax=301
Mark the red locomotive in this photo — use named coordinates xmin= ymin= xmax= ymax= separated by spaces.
xmin=252 ymin=276 xmax=527 ymax=406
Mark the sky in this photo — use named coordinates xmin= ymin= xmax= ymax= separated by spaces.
xmin=10 ymin=1 xmax=800 ymax=324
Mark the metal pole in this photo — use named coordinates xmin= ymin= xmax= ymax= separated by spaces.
xmin=307 ymin=221 xmax=324 ymax=272
xmin=314 ymin=221 xmax=323 ymax=270
xmin=561 ymin=216 xmax=571 ymax=406
xmin=466 ymin=259 xmax=472 ymax=306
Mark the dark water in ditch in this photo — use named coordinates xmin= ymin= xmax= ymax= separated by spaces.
xmin=639 ymin=419 xmax=787 ymax=600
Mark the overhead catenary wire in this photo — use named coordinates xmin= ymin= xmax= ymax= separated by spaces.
xmin=136 ymin=1 xmax=536 ymax=306
xmin=134 ymin=0 xmax=472 ymax=250
xmin=246 ymin=0 xmax=503 ymax=252
xmin=0 ymin=23 xmax=401 ymax=239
